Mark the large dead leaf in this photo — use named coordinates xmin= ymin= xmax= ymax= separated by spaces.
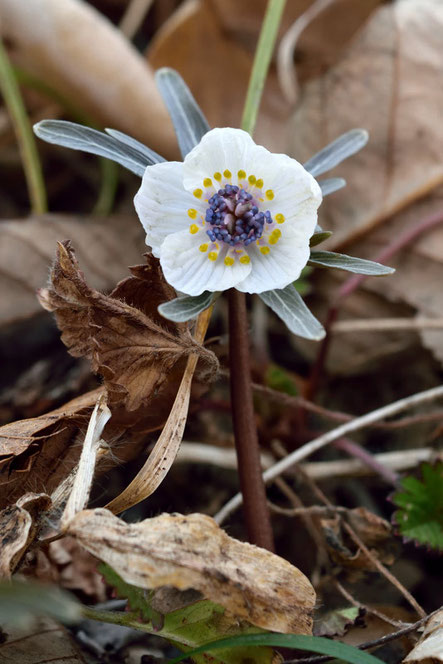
xmin=0 ymin=214 xmax=144 ymax=327
xmin=290 ymin=0 xmax=443 ymax=370
xmin=148 ymin=0 xmax=382 ymax=152
xmin=0 ymin=0 xmax=177 ymax=158
xmin=68 ymin=508 xmax=316 ymax=635
xmin=38 ymin=242 xmax=217 ymax=411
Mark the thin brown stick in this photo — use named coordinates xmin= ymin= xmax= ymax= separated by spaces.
xmin=228 ymin=289 xmax=274 ymax=551
xmin=283 ymin=610 xmax=437 ymax=664
xmin=299 ymin=469 xmax=426 ymax=619
xmin=307 ymin=209 xmax=443 ymax=401
xmin=334 ymin=579 xmax=406 ymax=629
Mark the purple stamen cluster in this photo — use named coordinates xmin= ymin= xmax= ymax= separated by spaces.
xmin=205 ymin=184 xmax=272 ymax=246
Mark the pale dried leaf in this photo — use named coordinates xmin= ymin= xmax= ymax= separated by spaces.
xmin=404 ymin=609 xmax=443 ymax=662
xmin=61 ymin=394 xmax=111 ymax=529
xmin=69 ymin=508 xmax=316 ymax=634
xmin=0 ymin=214 xmax=144 ymax=327
xmin=0 ymin=0 xmax=177 ymax=158
xmin=0 ymin=493 xmax=51 ymax=578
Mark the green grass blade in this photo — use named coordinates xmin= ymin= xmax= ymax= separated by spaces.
xmin=168 ymin=632 xmax=386 ymax=664
xmin=241 ymin=0 xmax=286 ymax=135
xmin=0 ymin=40 xmax=47 ymax=213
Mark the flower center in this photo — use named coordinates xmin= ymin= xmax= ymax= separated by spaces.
xmin=204 ymin=184 xmax=273 ymax=247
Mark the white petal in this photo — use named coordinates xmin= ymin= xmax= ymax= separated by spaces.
xmin=183 ymin=128 xmax=256 ymax=191
xmin=134 ymin=161 xmax=198 ymax=256
xmin=236 ymin=224 xmax=314 ymax=294
xmin=159 ymin=230 xmax=251 ymax=296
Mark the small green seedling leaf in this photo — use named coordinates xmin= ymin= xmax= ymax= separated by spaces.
xmin=260 ymin=284 xmax=325 ymax=340
xmin=265 ymin=363 xmax=298 ymax=396
xmin=391 ymin=461 xmax=443 ymax=550
xmin=310 ymin=231 xmax=333 ymax=248
xmin=309 ymin=250 xmax=395 ymax=276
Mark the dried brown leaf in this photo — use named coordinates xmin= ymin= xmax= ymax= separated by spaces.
xmin=320 ymin=507 xmax=395 ymax=572
xmin=0 ymin=0 xmax=177 ymax=158
xmin=0 ymin=214 xmax=144 ymax=328
xmin=0 ymin=492 xmax=51 ymax=578
xmin=69 ymin=508 xmax=316 ymax=634
xmin=39 ymin=242 xmax=218 ymax=411
xmin=0 ymin=617 xmax=87 ymax=664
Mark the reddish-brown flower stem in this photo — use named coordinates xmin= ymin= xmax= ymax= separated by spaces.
xmin=228 ymin=289 xmax=275 ymax=551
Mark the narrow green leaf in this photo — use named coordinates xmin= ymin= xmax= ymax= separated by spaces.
xmin=319 ymin=177 xmax=346 ymax=196
xmin=158 ymin=292 xmax=216 ymax=322
xmin=155 ymin=68 xmax=210 ymax=157
xmin=303 ymin=129 xmax=368 ymax=177
xmin=259 ymin=285 xmax=325 ymax=340
xmin=309 ymin=250 xmax=395 ymax=276
xmin=310 ymin=231 xmax=333 ymax=248
xmin=0 ymin=580 xmax=82 ymax=628
xmin=34 ymin=120 xmax=163 ymax=176
xmin=168 ymin=632 xmax=386 ymax=664
xmin=0 ymin=39 xmax=47 ymax=213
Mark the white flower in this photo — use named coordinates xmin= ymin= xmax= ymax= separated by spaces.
xmin=134 ymin=128 xmax=322 ymax=297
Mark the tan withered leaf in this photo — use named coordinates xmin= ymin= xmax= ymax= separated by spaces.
xmin=404 ymin=608 xmax=443 ymax=663
xmin=0 ymin=492 xmax=51 ymax=578
xmin=0 ymin=214 xmax=144 ymax=328
xmin=69 ymin=508 xmax=316 ymax=634
xmin=39 ymin=242 xmax=218 ymax=411
xmin=0 ymin=0 xmax=176 ymax=158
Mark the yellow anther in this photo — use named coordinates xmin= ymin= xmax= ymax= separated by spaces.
xmin=268 ymin=228 xmax=282 ymax=245
xmin=239 ymin=255 xmax=250 ymax=265
xmin=275 ymin=213 xmax=285 ymax=224
xmin=223 ymin=169 xmax=232 ymax=179
xmin=208 ymin=251 xmax=218 ymax=261
xmin=214 ymin=172 xmax=222 ymax=181
xmin=265 ymin=189 xmax=274 ymax=200
xmin=203 ymin=177 xmax=212 ymax=188
xmin=188 ymin=208 xmax=198 ymax=219
xmin=224 ymin=256 xmax=235 ymax=266
xmin=255 ymin=178 xmax=263 ymax=189
xmin=189 ymin=224 xmax=199 ymax=234
xmin=260 ymin=246 xmax=270 ymax=255
xmin=199 ymin=243 xmax=209 ymax=252
xmin=193 ymin=188 xmax=203 ymax=198
xmin=237 ymin=169 xmax=246 ymax=179
xmin=248 ymin=174 xmax=256 ymax=185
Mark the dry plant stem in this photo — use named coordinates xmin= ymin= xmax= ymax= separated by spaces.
xmin=332 ymin=317 xmax=443 ymax=333
xmin=119 ymin=0 xmax=154 ymax=39
xmin=214 ymin=384 xmax=443 ymax=525
xmin=105 ymin=306 xmax=213 ymax=514
xmin=228 ymin=289 xmax=275 ymax=551
xmin=334 ymin=579 xmax=406 ymax=629
xmin=300 ymin=470 xmax=426 ymax=619
xmin=333 ymin=437 xmax=399 ymax=486
xmin=307 ymin=208 xmax=443 ymax=401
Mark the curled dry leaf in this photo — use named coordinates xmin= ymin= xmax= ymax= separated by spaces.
xmin=0 ymin=617 xmax=86 ymax=664
xmin=0 ymin=214 xmax=144 ymax=328
xmin=404 ymin=608 xmax=443 ymax=663
xmin=0 ymin=0 xmax=177 ymax=158
xmin=0 ymin=492 xmax=51 ymax=578
xmin=69 ymin=508 xmax=316 ymax=635
xmin=291 ymin=0 xmax=443 ymax=369
xmin=320 ymin=507 xmax=396 ymax=572
xmin=38 ymin=242 xmax=218 ymax=411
